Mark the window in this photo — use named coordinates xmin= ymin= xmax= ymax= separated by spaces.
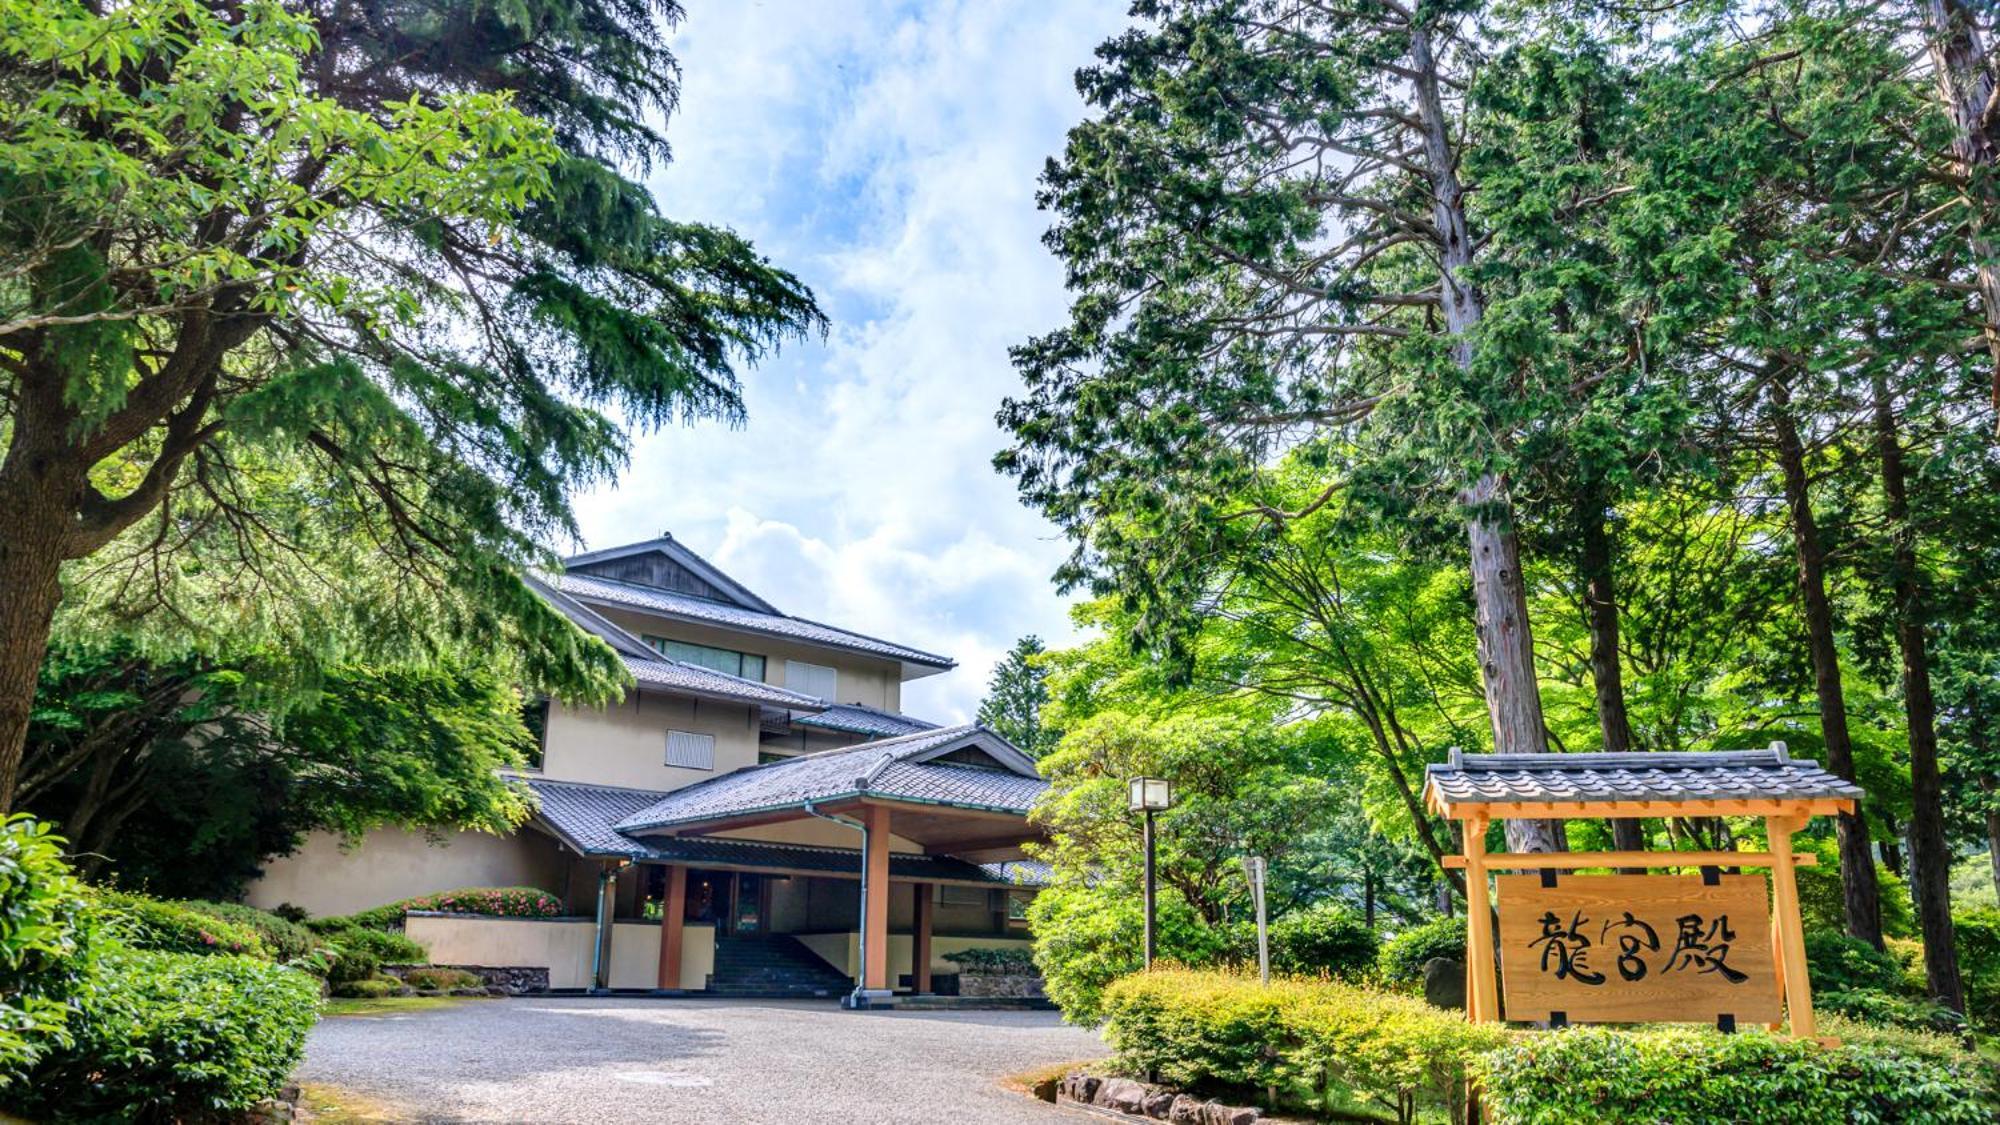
xmin=665 ymin=730 xmax=715 ymax=770
xmin=784 ymin=660 xmax=838 ymax=701
xmin=646 ymin=637 xmax=766 ymax=682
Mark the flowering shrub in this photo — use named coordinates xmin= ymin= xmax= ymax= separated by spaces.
xmin=94 ymin=889 xmax=269 ymax=959
xmin=338 ymin=886 xmax=564 ymax=930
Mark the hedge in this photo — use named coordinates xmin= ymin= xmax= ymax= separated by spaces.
xmin=10 ymin=947 xmax=319 ymax=1123
xmin=180 ymin=900 xmax=323 ymax=966
xmin=335 ymin=885 xmax=563 ymax=929
xmin=1479 ymin=1024 xmax=1997 ymax=1125
xmin=1225 ymin=903 xmax=1377 ymax=979
xmin=95 ymin=889 xmax=269 ymax=959
xmin=0 ymin=816 xmax=93 ymax=1086
xmin=1101 ymin=969 xmax=1510 ymax=1123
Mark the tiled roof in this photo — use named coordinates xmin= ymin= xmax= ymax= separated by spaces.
xmin=625 ymin=656 xmax=823 ymax=708
xmin=1423 ymin=746 xmax=1864 ymax=810
xmin=521 ymin=776 xmax=1040 ymax=885
xmin=792 ymin=703 xmax=938 ymax=738
xmin=615 ymin=725 xmax=1046 ymax=832
xmin=554 ymin=572 xmax=954 ymax=670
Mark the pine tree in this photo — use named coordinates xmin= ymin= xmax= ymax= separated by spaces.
xmin=978 ymin=636 xmax=1055 ymax=759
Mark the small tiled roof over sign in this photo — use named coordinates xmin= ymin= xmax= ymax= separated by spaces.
xmin=1423 ymin=744 xmax=1863 ymax=816
xmin=615 ymin=724 xmax=1045 ymax=833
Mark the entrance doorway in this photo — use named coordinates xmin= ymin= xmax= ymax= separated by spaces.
xmin=682 ymin=870 xmax=768 ymax=936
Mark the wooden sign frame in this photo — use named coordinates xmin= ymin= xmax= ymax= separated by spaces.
xmin=1439 ymin=811 xmax=1827 ymax=1037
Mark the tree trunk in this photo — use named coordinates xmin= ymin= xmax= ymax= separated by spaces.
xmin=1868 ymin=373 xmax=1964 ymax=1011
xmin=1578 ymin=499 xmax=1647 ymax=866
xmin=1984 ymin=775 xmax=2000 ymax=904
xmin=1411 ymin=22 xmax=1555 ymax=855
xmin=1880 ymin=815 xmax=1905 ymax=879
xmin=0 ymin=450 xmax=81 ymax=814
xmin=1920 ymin=0 xmax=2000 ymax=436
xmin=1768 ymin=376 xmax=1884 ymax=947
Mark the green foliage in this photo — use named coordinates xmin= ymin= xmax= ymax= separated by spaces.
xmin=340 ymin=886 xmax=563 ymax=930
xmin=1102 ymin=969 xmax=1511 ymax=1123
xmin=1027 ymin=882 xmax=1222 ymax=1024
xmin=11 ymin=948 xmax=319 ymax=1123
xmin=1236 ymin=903 xmax=1378 ymax=980
xmin=330 ymin=977 xmax=405 ymax=1000
xmin=1380 ymin=916 xmax=1468 ymax=986
xmin=325 ymin=944 xmax=379 ymax=987
xmin=1804 ymin=931 xmax=1907 ymax=995
xmin=327 ymin=925 xmax=427 ymax=967
xmin=1816 ymin=988 xmax=1965 ymax=1036
xmin=402 ymin=967 xmax=481 ymax=992
xmin=1795 ymin=845 xmax=1916 ymax=939
xmin=1952 ymin=907 xmax=2000 ymax=1031
xmin=941 ymin=947 xmax=1037 ymax=973
xmin=1479 ymin=1026 xmax=1996 ymax=1125
xmin=178 ymin=901 xmax=321 ymax=967
xmin=93 ymin=889 xmax=268 ymax=959
xmin=976 ymin=636 xmax=1056 ymax=758
xmin=0 ymin=816 xmax=93 ymax=1087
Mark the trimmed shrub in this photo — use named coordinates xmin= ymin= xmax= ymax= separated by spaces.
xmin=94 ymin=888 xmax=268 ymax=959
xmin=181 ymin=900 xmax=322 ymax=965
xmin=325 ymin=924 xmax=427 ymax=965
xmin=1479 ymin=1024 xmax=1996 ymax=1125
xmin=1803 ymin=931 xmax=1906 ymax=994
xmin=1028 ymin=882 xmax=1225 ymax=1023
xmin=14 ymin=947 xmax=319 ymax=1123
xmin=0 ymin=815 xmax=94 ymax=1086
xmin=341 ymin=886 xmax=563 ymax=930
xmin=326 ymin=943 xmax=379 ymax=986
xmin=1264 ymin=903 xmax=1377 ymax=978
xmin=1101 ymin=968 xmax=1510 ymax=1123
xmin=403 ymin=967 xmax=481 ymax=991
xmin=331 ymin=977 xmax=406 ymax=999
xmin=1817 ymin=987 xmax=1965 ymax=1034
xmin=943 ymin=947 xmax=1036 ymax=973
xmin=1379 ymin=915 xmax=1466 ymax=985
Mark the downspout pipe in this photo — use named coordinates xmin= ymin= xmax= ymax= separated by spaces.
xmin=590 ymin=859 xmax=622 ymax=993
xmin=804 ymin=799 xmax=890 ymax=1010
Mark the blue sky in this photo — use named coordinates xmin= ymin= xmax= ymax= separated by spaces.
xmin=571 ymin=1 xmax=1130 ymax=720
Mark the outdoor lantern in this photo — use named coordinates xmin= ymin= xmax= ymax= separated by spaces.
xmin=1128 ymin=777 xmax=1173 ymax=968
xmin=1128 ymin=776 xmax=1173 ymax=812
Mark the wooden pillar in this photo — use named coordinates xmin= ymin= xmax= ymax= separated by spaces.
xmin=913 ymin=882 xmax=935 ymax=995
xmin=1462 ymin=817 xmax=1500 ymax=1023
xmin=1766 ymin=815 xmax=1816 ymax=1038
xmin=863 ymin=804 xmax=892 ymax=990
xmin=656 ymin=864 xmax=687 ymax=990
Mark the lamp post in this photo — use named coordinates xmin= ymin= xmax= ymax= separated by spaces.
xmin=1128 ymin=777 xmax=1173 ymax=967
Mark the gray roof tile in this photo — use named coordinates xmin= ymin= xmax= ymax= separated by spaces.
xmin=522 ymin=775 xmax=1039 ymax=885
xmin=624 ymin=656 xmax=823 ymax=708
xmin=614 ymin=725 xmax=1045 ymax=831
xmin=1423 ymin=746 xmax=1864 ymax=809
xmin=791 ymin=703 xmax=939 ymax=738
xmin=555 ymin=572 xmax=954 ymax=669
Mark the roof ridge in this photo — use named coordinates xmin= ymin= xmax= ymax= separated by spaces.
xmin=1449 ymin=748 xmax=1783 ymax=770
xmin=520 ymin=775 xmax=677 ymax=799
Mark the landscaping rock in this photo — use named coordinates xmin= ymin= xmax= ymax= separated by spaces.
xmin=1422 ymin=956 xmax=1466 ymax=1011
xmin=1066 ymin=1073 xmax=1102 ymax=1104
xmin=1167 ymin=1095 xmax=1205 ymax=1124
xmin=1031 ymin=1075 xmax=1059 ymax=1103
xmin=1096 ymin=1077 xmax=1148 ymax=1114
xmin=1201 ymin=1104 xmax=1259 ymax=1125
xmin=1142 ymin=1089 xmax=1177 ymax=1117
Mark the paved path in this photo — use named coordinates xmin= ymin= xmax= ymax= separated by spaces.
xmin=301 ymin=997 xmax=1109 ymax=1124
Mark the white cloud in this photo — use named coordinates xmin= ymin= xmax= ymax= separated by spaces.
xmin=570 ymin=0 xmax=1125 ymax=721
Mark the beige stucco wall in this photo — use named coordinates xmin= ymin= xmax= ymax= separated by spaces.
xmin=541 ymin=691 xmax=760 ymax=791
xmin=588 ymin=605 xmax=906 ymax=712
xmin=404 ymin=914 xmax=716 ymax=990
xmin=245 ymin=828 xmax=567 ymax=918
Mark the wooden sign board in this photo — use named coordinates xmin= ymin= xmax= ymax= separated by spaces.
xmin=1496 ymin=874 xmax=1781 ymax=1025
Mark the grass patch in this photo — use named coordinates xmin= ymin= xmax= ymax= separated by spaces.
xmin=321 ymin=994 xmax=469 ymax=1019
xmin=297 ymin=1083 xmax=412 ymax=1123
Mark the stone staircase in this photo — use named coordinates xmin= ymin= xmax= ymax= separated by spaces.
xmin=706 ymin=935 xmax=854 ymax=999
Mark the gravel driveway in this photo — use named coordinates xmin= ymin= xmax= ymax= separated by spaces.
xmin=300 ymin=997 xmax=1109 ymax=1124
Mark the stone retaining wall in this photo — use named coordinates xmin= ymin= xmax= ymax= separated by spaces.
xmin=381 ymin=963 xmax=549 ymax=994
xmin=957 ymin=968 xmax=1045 ymax=998
xmin=1055 ymin=1073 xmax=1259 ymax=1125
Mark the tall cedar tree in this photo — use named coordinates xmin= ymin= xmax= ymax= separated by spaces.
xmin=999 ymin=0 xmax=1567 ymax=851
xmin=0 ymin=0 xmax=824 ymax=810
xmin=977 ymin=635 xmax=1056 ymax=759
